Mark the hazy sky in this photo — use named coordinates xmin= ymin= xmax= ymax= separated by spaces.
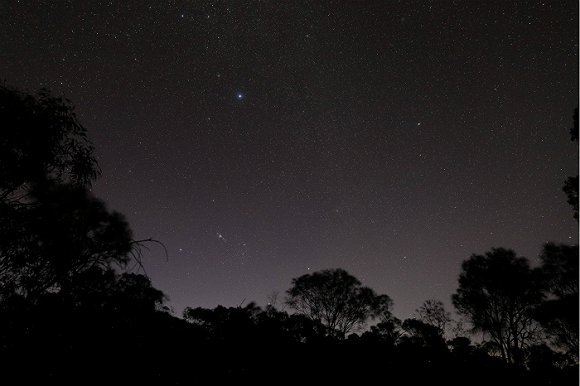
xmin=1 ymin=0 xmax=577 ymax=319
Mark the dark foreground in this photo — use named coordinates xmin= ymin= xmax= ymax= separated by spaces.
xmin=1 ymin=309 xmax=576 ymax=385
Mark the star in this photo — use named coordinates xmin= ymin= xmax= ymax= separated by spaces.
xmin=236 ymin=93 xmax=243 ymax=100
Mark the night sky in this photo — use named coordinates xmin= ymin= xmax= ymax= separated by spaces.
xmin=0 ymin=1 xmax=577 ymax=319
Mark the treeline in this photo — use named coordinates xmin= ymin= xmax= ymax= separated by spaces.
xmin=0 ymin=85 xmax=577 ymax=384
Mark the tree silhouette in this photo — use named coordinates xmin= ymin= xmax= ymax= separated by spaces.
xmin=563 ymin=177 xmax=578 ymax=221
xmin=452 ymin=248 xmax=543 ymax=365
xmin=415 ymin=299 xmax=451 ymax=336
xmin=401 ymin=318 xmax=447 ymax=352
xmin=0 ymin=85 xmax=163 ymax=309
xmin=563 ymin=107 xmax=578 ymax=220
xmin=0 ymin=85 xmax=113 ymax=304
xmin=570 ymin=107 xmax=578 ymax=142
xmin=183 ymin=302 xmax=262 ymax=343
xmin=360 ymin=315 xmax=403 ymax=346
xmin=534 ymin=243 xmax=579 ymax=360
xmin=0 ymin=183 xmax=133 ymax=304
xmin=84 ymin=270 xmax=166 ymax=313
xmin=286 ymin=268 xmax=392 ymax=338
xmin=183 ymin=303 xmax=326 ymax=345
xmin=0 ymin=85 xmax=182 ymax=384
xmin=0 ymin=84 xmax=99 ymax=200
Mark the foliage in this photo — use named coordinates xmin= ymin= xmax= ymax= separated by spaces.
xmin=452 ymin=248 xmax=543 ymax=365
xmin=0 ymin=84 xmax=99 ymax=200
xmin=563 ymin=176 xmax=578 ymax=221
xmin=286 ymin=268 xmax=393 ymax=338
xmin=360 ymin=315 xmax=403 ymax=345
xmin=415 ymin=299 xmax=451 ymax=335
xmin=183 ymin=303 xmax=326 ymax=344
xmin=534 ymin=243 xmax=579 ymax=360
xmin=0 ymin=184 xmax=133 ymax=303
xmin=563 ymin=107 xmax=578 ymax=220
xmin=570 ymin=107 xmax=578 ymax=142
xmin=0 ymin=85 xmax=160 ymax=309
xmin=401 ymin=318 xmax=447 ymax=351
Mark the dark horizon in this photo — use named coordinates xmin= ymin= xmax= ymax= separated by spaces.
xmin=0 ymin=1 xmax=577 ymax=320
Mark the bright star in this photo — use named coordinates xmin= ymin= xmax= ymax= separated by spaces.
xmin=236 ymin=93 xmax=243 ymax=100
